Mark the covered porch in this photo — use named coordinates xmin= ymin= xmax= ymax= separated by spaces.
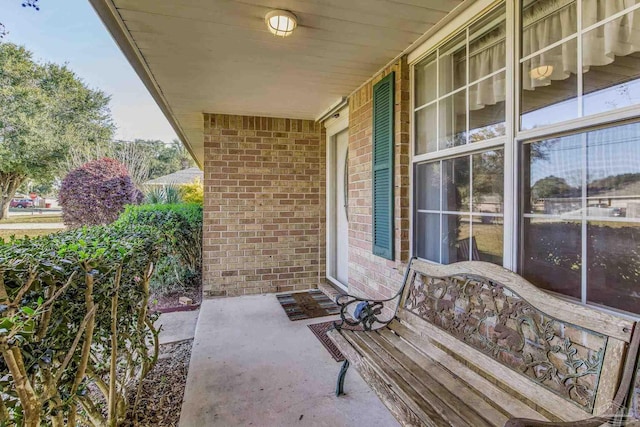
xmin=90 ymin=0 xmax=640 ymax=425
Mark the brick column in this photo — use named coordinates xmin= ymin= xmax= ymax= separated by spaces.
xmin=202 ymin=114 xmax=326 ymax=297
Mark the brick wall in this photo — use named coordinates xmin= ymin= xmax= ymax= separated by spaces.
xmin=202 ymin=114 xmax=325 ymax=297
xmin=347 ymin=56 xmax=411 ymax=301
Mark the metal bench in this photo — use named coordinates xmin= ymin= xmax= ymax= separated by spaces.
xmin=328 ymin=258 xmax=640 ymax=426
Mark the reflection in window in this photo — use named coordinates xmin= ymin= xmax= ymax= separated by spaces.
xmin=469 ymin=71 xmax=506 ymax=142
xmin=415 ymin=53 xmax=437 ymax=108
xmin=520 ymin=1 xmax=640 ymax=130
xmin=587 ymin=222 xmax=640 ymax=313
xmin=521 ymin=42 xmax=579 ymax=129
xmin=521 ymin=121 xmax=640 ymax=314
xmin=415 ymin=150 xmax=504 ymax=265
xmin=439 ymin=33 xmax=467 ymax=95
xmin=472 ymin=150 xmax=504 ymax=213
xmin=439 ymin=91 xmax=467 ymax=150
xmin=442 ymin=214 xmax=467 ymax=264
xmin=521 ymin=218 xmax=582 ymax=299
xmin=521 ymin=0 xmax=577 ymax=58
xmin=414 ymin=4 xmax=506 ymax=155
xmin=523 ymin=134 xmax=582 ymax=215
xmin=442 ymin=156 xmax=470 ymax=212
xmin=415 ymin=103 xmax=438 ymax=154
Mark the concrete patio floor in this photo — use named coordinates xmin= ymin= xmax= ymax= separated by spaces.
xmin=179 ymin=294 xmax=399 ymax=427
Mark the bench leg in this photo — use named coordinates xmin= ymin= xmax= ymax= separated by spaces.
xmin=336 ymin=360 xmax=350 ymax=397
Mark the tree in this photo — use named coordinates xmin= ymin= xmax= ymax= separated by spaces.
xmin=531 ymin=175 xmax=576 ymax=200
xmin=144 ymin=139 xmax=195 ymax=179
xmin=58 ymin=158 xmax=141 ymax=228
xmin=64 ymin=138 xmax=196 ymax=188
xmin=64 ymin=139 xmax=152 ymax=187
xmin=0 ymin=42 xmax=113 ymax=219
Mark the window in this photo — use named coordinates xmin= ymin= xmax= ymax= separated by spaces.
xmin=415 ymin=150 xmax=504 ymax=264
xmin=412 ymin=0 xmax=640 ymax=316
xmin=414 ymin=4 xmax=506 ymax=266
xmin=415 ymin=5 xmax=507 ymax=155
xmin=521 ymin=121 xmax=640 ymax=313
xmin=520 ymin=0 xmax=640 ymax=130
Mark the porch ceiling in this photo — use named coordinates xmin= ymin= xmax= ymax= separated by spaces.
xmin=90 ymin=0 xmax=464 ymax=166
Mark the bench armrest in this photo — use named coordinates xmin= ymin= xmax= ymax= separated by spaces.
xmin=333 ymin=294 xmax=395 ymax=331
xmin=333 ymin=259 xmax=416 ymax=332
xmin=506 ymin=322 xmax=640 ymax=427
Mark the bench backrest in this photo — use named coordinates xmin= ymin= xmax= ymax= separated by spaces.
xmin=398 ymin=259 xmax=637 ymax=417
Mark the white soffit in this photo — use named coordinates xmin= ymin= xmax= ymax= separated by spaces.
xmin=91 ymin=0 xmax=463 ymax=165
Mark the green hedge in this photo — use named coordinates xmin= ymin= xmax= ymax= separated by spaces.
xmin=0 ymin=203 xmax=203 ymax=425
xmin=116 ymin=204 xmax=203 ymax=294
xmin=0 ymin=223 xmax=161 ymax=426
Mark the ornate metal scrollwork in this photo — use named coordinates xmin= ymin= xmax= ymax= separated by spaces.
xmin=404 ymin=273 xmax=608 ymax=412
xmin=333 ymin=295 xmax=390 ymax=331
xmin=333 ymin=260 xmax=415 ymax=332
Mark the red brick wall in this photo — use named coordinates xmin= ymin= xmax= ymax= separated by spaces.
xmin=202 ymin=114 xmax=325 ymax=297
xmin=347 ymin=57 xmax=411 ymax=301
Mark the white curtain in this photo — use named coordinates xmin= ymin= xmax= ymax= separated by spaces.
xmin=523 ymin=0 xmax=640 ymax=90
xmin=464 ymin=0 xmax=640 ymax=106
xmin=468 ymin=32 xmax=506 ymax=110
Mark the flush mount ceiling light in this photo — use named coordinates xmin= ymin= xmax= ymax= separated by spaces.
xmin=529 ymin=65 xmax=554 ymax=80
xmin=265 ymin=10 xmax=297 ymax=37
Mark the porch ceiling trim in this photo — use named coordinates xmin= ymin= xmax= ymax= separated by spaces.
xmin=89 ymin=0 xmax=473 ymax=167
xmin=89 ymin=0 xmax=202 ymax=168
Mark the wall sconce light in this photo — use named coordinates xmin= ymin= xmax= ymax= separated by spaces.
xmin=529 ymin=65 xmax=554 ymax=80
xmin=265 ymin=10 xmax=297 ymax=37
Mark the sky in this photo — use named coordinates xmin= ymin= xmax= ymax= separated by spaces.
xmin=1 ymin=0 xmax=179 ymax=143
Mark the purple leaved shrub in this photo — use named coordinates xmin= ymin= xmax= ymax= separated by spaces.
xmin=59 ymin=158 xmax=141 ymax=228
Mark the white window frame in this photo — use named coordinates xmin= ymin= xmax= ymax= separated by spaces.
xmin=408 ymin=0 xmax=640 ymax=318
xmin=410 ymin=0 xmax=513 ymax=268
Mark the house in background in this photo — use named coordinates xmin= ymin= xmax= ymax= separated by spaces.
xmin=143 ymin=167 xmax=204 ymax=189
xmin=90 ymin=0 xmax=640 ymax=418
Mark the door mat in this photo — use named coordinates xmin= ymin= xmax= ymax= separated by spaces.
xmin=276 ymin=289 xmax=341 ymax=321
xmin=308 ymin=321 xmax=345 ymax=362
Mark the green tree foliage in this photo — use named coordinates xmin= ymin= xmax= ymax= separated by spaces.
xmin=0 ymin=223 xmax=160 ymax=426
xmin=116 ymin=203 xmax=203 ymax=294
xmin=531 ymin=175 xmax=576 ymax=200
xmin=588 ymin=172 xmax=640 ymax=194
xmin=0 ymin=42 xmax=113 ymax=219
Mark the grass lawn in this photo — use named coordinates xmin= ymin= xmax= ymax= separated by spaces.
xmin=0 ymin=215 xmax=63 ymax=224
xmin=458 ymin=221 xmax=504 ymax=262
xmin=0 ymin=228 xmax=62 ymax=242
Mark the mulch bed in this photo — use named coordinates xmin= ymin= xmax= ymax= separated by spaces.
xmin=149 ymin=285 xmax=202 ymax=313
xmin=123 ymin=340 xmax=193 ymax=426
xmin=276 ymin=289 xmax=341 ymax=321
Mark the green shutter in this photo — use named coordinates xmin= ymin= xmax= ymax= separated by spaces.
xmin=372 ymin=72 xmax=394 ymax=260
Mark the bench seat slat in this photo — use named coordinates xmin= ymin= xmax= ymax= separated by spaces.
xmin=364 ymin=329 xmax=505 ymax=427
xmin=341 ymin=329 xmax=454 ymax=427
xmin=329 ymin=329 xmax=427 ymax=424
xmin=376 ymin=325 xmax=543 ymax=425
xmin=381 ymin=321 xmax=548 ymax=425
